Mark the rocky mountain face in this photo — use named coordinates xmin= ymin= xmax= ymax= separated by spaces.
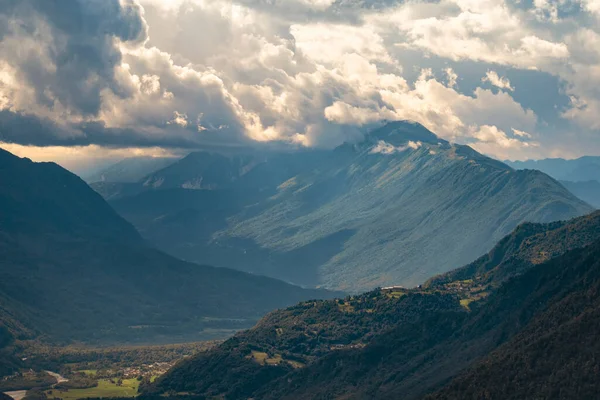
xmin=98 ymin=121 xmax=593 ymax=292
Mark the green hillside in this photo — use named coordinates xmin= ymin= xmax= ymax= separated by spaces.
xmin=427 ymin=240 xmax=600 ymax=399
xmin=148 ymin=211 xmax=600 ymax=399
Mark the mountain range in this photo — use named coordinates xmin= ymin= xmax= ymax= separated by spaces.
xmin=0 ymin=148 xmax=336 ymax=357
xmin=146 ymin=210 xmax=600 ymax=399
xmin=507 ymin=157 xmax=600 ymax=208
xmin=560 ymin=180 xmax=600 ymax=208
xmin=506 ymin=156 xmax=600 ymax=182
xmin=1 ymin=122 xmax=599 ymax=397
xmin=83 ymin=157 xmax=181 ymax=184
xmin=93 ymin=121 xmax=593 ymax=292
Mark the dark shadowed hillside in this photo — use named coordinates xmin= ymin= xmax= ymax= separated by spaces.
xmin=266 ymin=239 xmax=600 ymax=400
xmin=99 ymin=122 xmax=593 ymax=292
xmin=0 ymin=149 xmax=337 ymax=349
xmin=147 ymin=211 xmax=600 ymax=399
xmin=147 ymin=290 xmax=463 ymax=400
xmin=427 ymin=241 xmax=600 ymax=400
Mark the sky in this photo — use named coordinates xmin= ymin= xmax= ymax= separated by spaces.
xmin=1 ymin=0 xmax=600 ymax=171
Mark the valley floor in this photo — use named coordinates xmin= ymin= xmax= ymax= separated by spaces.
xmin=1 ymin=341 xmax=219 ymax=400
xmin=45 ymin=378 xmax=140 ymax=400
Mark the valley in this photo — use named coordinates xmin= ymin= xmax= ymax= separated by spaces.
xmin=1 ymin=142 xmax=599 ymax=399
xmin=145 ymin=211 xmax=600 ymax=399
xmin=0 ymin=148 xmax=338 ymax=347
xmin=1 ymin=0 xmax=600 ymax=397
xmin=1 ymin=342 xmax=217 ymax=400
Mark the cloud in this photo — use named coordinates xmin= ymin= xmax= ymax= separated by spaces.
xmin=0 ymin=109 xmax=252 ymax=149
xmin=0 ymin=0 xmax=260 ymax=150
xmin=470 ymin=125 xmax=538 ymax=159
xmin=483 ymin=71 xmax=514 ymax=91
xmin=370 ymin=140 xmax=422 ymax=154
xmin=0 ymin=141 xmax=177 ymax=174
xmin=582 ymin=0 xmax=600 ymax=16
xmin=445 ymin=68 xmax=458 ymax=88
xmin=290 ymin=22 xmax=394 ymax=65
xmin=384 ymin=1 xmax=570 ymax=69
xmin=0 ymin=0 xmax=599 ymax=164
xmin=0 ymin=0 xmax=148 ymax=116
xmin=472 ymin=125 xmax=531 ymax=149
xmin=512 ymin=128 xmax=532 ymax=138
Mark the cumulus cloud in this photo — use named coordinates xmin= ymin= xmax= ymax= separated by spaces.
xmin=472 ymin=125 xmax=531 ymax=149
xmin=0 ymin=0 xmax=259 ymax=149
xmin=370 ymin=139 xmax=422 ymax=154
xmin=512 ymin=128 xmax=532 ymax=138
xmin=470 ymin=125 xmax=538 ymax=160
xmin=0 ymin=0 xmax=599 ymax=162
xmin=0 ymin=0 xmax=147 ymax=116
xmin=445 ymin=68 xmax=458 ymax=88
xmin=483 ymin=71 xmax=514 ymax=91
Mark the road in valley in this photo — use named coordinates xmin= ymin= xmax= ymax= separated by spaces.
xmin=44 ymin=371 xmax=68 ymax=384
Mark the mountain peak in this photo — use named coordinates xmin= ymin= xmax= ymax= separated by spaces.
xmin=369 ymin=120 xmax=448 ymax=146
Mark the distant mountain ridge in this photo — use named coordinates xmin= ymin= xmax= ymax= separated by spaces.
xmin=506 ymin=156 xmax=600 ymax=182
xmin=148 ymin=211 xmax=600 ymax=399
xmin=96 ymin=122 xmax=593 ymax=292
xmin=560 ymin=180 xmax=600 ymax=208
xmin=506 ymin=157 xmax=600 ymax=209
xmin=0 ymin=149 xmax=337 ymax=354
xmin=83 ymin=157 xmax=180 ymax=184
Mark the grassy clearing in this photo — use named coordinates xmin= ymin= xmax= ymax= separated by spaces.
xmin=248 ymin=351 xmax=284 ymax=366
xmin=76 ymin=370 xmax=98 ymax=377
xmin=460 ymin=291 xmax=489 ymax=310
xmin=385 ymin=291 xmax=407 ymax=299
xmin=264 ymin=354 xmax=282 ymax=365
xmin=249 ymin=351 xmax=268 ymax=364
xmin=460 ymin=298 xmax=474 ymax=309
xmin=45 ymin=378 xmax=139 ymax=400
xmin=286 ymin=359 xmax=305 ymax=369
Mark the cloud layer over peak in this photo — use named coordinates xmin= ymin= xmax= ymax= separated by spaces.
xmin=0 ymin=0 xmax=599 ymax=163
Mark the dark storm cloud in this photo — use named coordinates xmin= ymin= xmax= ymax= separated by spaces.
xmin=0 ymin=110 xmax=252 ymax=149
xmin=0 ymin=0 xmax=147 ymax=116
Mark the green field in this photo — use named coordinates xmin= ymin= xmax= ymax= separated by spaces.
xmin=77 ymin=370 xmax=98 ymax=377
xmin=45 ymin=378 xmax=139 ymax=400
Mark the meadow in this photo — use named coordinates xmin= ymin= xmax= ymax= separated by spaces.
xmin=45 ymin=379 xmax=140 ymax=400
